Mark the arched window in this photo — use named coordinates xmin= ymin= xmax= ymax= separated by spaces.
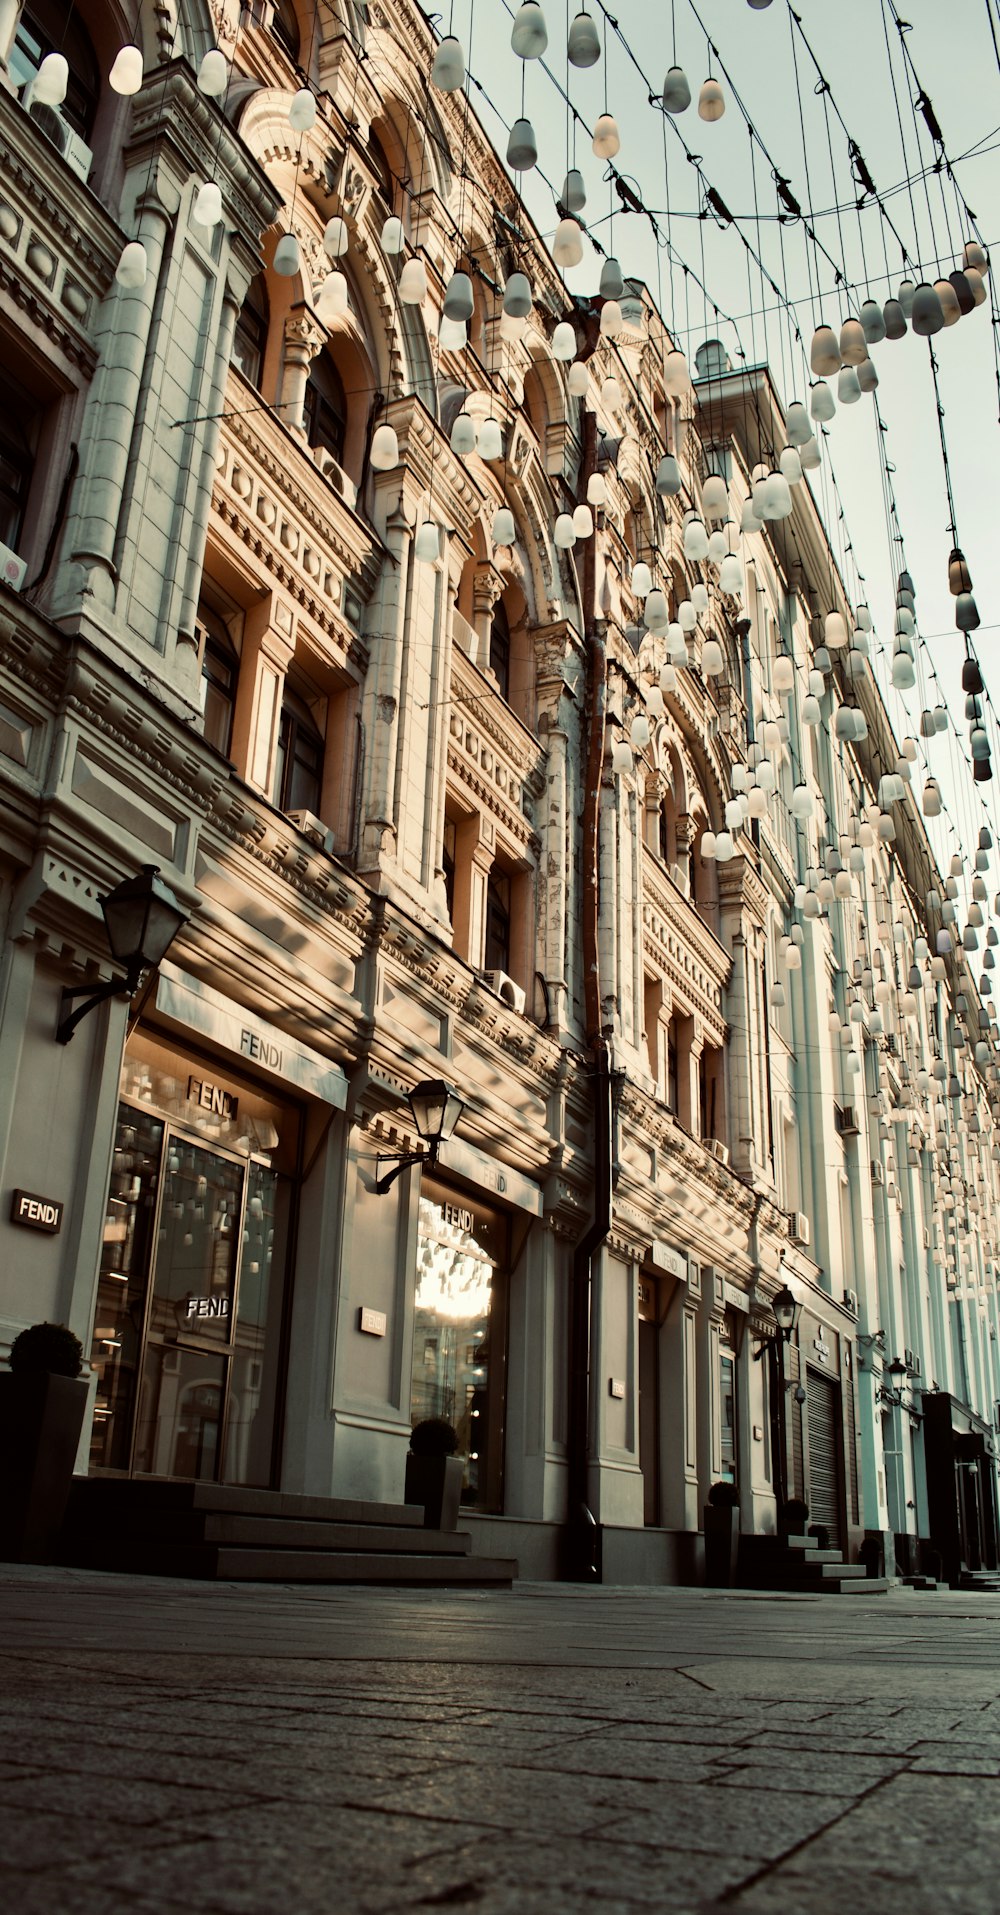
xmin=368 ymin=130 xmax=395 ymax=210
xmin=0 ymin=368 xmax=39 ymax=549
xmin=485 ymin=868 xmax=512 ymax=974
xmin=10 ymin=0 xmax=100 ymax=139
xmin=274 ymin=684 xmax=324 ymax=816
xmin=232 ymin=275 xmax=270 ymax=391
xmin=304 ymin=352 xmax=347 ymax=468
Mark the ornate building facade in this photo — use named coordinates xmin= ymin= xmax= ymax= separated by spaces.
xmin=0 ymin=0 xmax=997 ymax=1584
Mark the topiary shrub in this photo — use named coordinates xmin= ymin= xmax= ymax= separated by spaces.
xmin=808 ymin=1521 xmax=830 ymax=1550
xmin=408 ymin=1417 xmax=459 ymax=1457
xmin=708 ymin=1480 xmax=740 ymax=1508
xmin=8 ymin=1323 xmax=83 ymax=1379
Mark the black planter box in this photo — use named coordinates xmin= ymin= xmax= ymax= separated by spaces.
xmin=703 ymin=1503 xmax=740 ymax=1587
xmin=404 ymin=1453 xmax=464 ymax=1530
xmin=0 ymin=1373 xmax=89 ymax=1563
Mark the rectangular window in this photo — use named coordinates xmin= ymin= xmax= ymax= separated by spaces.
xmin=720 ymin=1349 xmax=737 ymax=1485
xmin=411 ymin=1180 xmax=509 ymax=1513
xmin=484 ymin=870 xmax=511 ymax=974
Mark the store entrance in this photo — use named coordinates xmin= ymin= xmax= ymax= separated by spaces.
xmin=88 ymin=1031 xmax=298 ymax=1486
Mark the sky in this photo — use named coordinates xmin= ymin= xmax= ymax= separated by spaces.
xmin=440 ymin=0 xmax=1000 ymax=882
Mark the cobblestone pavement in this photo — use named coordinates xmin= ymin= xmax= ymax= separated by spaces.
xmin=2 ymin=1567 xmax=1000 ymax=1914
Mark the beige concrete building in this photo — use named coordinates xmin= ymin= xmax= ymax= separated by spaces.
xmin=1 ymin=0 xmax=997 ymax=1584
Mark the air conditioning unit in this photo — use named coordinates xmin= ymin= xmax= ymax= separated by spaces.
xmin=835 ymin=1104 xmax=860 ymax=1136
xmin=842 ymin=1287 xmax=860 ymax=1316
xmin=905 ymin=1350 xmax=922 ymax=1377
xmin=287 ymin=808 xmax=333 ymax=852
xmin=705 ymin=1138 xmax=730 ymax=1166
xmin=21 ymin=86 xmax=93 ymax=183
xmin=479 ymin=969 xmax=526 ymax=1015
xmin=791 ymin=1211 xmax=811 ymax=1247
xmin=871 ymin=1159 xmax=884 ymax=1184
xmin=0 ymin=539 xmax=26 ymax=591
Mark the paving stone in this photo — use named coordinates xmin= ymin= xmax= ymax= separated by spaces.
xmin=705 ymin=1745 xmax=908 ymax=1795
xmin=595 ymin=1779 xmax=850 ymax=1861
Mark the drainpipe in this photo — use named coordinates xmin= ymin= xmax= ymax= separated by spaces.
xmin=564 ymin=404 xmax=613 ymax=1582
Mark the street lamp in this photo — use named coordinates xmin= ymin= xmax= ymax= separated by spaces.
xmin=56 ymin=865 xmax=188 ymax=1044
xmin=770 ymin=1281 xmax=802 ymax=1525
xmin=374 ymin=1080 xmax=465 ymax=1193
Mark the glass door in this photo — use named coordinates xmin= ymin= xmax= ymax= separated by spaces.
xmin=90 ymin=1069 xmax=293 ymax=1485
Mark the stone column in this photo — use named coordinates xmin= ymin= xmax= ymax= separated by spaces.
xmin=471 ymin=563 xmax=505 ymax=676
xmin=279 ymin=310 xmax=324 ymax=438
xmin=451 ymin=812 xmax=496 ymax=971
xmin=676 ymin=1014 xmax=704 ymax=1139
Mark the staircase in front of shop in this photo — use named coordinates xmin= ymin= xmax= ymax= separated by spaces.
xmin=59 ymin=1479 xmax=518 ymax=1588
xmin=738 ymin=1532 xmax=889 ymax=1595
xmin=957 ymin=1567 xmax=1000 ymax=1592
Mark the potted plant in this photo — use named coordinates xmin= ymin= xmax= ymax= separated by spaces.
xmin=0 ymin=1322 xmax=89 ymax=1563
xmin=404 ymin=1417 xmax=464 ymax=1531
xmin=703 ymin=1479 xmax=741 ymax=1587
xmin=783 ymin=1496 xmax=810 ymax=1537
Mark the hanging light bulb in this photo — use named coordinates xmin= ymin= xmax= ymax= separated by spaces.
xmin=631 ymin=561 xmax=653 ymax=598
xmin=438 ymin=316 xmax=467 ymax=351
xmin=599 ymin=257 xmax=625 ymax=301
xmin=662 ymin=66 xmax=691 ymax=112
xmin=740 ymin=499 xmax=762 ymax=534
xmin=442 ymin=271 xmax=474 ymax=322
xmin=552 ymin=320 xmax=576 ymax=361
xmin=837 ymin=365 xmax=862 ymax=405
xmin=719 ymin=554 xmax=743 ymax=596
xmin=289 ymin=88 xmax=317 ymax=132
xmin=678 ymin=599 xmax=697 ymax=632
xmin=431 ymin=36 xmax=465 ymax=90
xmin=883 ymin=297 xmax=907 ymax=340
xmin=810 ymin=324 xmax=841 ymax=376
xmin=573 ymin=504 xmax=594 ymax=538
xmin=197 ymin=49 xmax=227 ymax=96
xmin=492 ymin=507 xmax=516 ymax=546
xmin=764 ymin=472 xmax=792 ymax=519
xmin=273 ymin=232 xmax=301 ymax=276
xmin=592 ymin=114 xmax=620 ymax=158
xmin=601 ymin=375 xmax=623 ymax=410
xmin=611 ymin=738 xmax=634 ymax=776
xmin=660 ymin=663 xmax=678 ymax=695
xmin=891 ymin=646 xmax=916 ymax=689
xmin=949 ymin=548 xmax=973 ymax=595
xmin=644 ymin=588 xmax=668 ymax=627
xmin=115 ymin=240 xmax=147 ymax=289
xmin=964 ymin=239 xmax=989 ymax=274
xmin=698 ymin=77 xmax=725 ymax=121
xmin=662 ymin=349 xmax=691 ymax=395
xmin=956 ymin=592 xmax=981 ymax=632
xmin=839 ymin=316 xmax=867 ymax=364
xmin=511 ymin=1 xmax=548 ymax=57
xmin=964 ymin=267 xmax=987 ymax=308
xmin=554 ymin=513 xmax=576 ymax=548
xmin=568 ymin=9 xmax=601 ymax=65
xmin=477 ymin=417 xmax=503 ymax=460
xmin=562 ymin=168 xmax=587 ymax=213
xmin=779 ymin=447 xmax=803 ymax=486
xmin=507 ymin=119 xmax=538 ymax=170
xmin=587 ymin=472 xmax=608 ymax=508
xmin=785 ymin=401 xmax=811 ymax=447
xmin=398 ymin=256 xmax=428 ymax=302
xmin=414 ymin=521 xmax=440 ymax=563
xmin=553 ymin=218 xmax=584 ymax=268
xmin=369 ymin=423 xmax=399 ymax=471
xmin=503 ymin=272 xmax=532 ymax=317
xmin=860 ymin=298 xmax=886 ymax=344
xmin=708 ymin=529 xmax=727 ymax=563
xmin=316 ymin=272 xmax=349 ymax=321
xmin=701 ymin=638 xmax=724 ymax=676
xmin=568 ymin=361 xmax=589 ymax=397
xmin=193 ymin=181 xmax=223 ymax=228
xmin=630 ymin=712 xmax=651 ymax=749
xmin=691 ymin=582 xmax=709 ymax=616
xmin=109 ymin=44 xmax=143 ymax=94
xmin=655 ymin=455 xmax=681 ymax=496
xmin=702 ymin=474 xmax=728 ymax=519
xmin=450 ymin=411 xmax=476 ymax=456
xmin=809 ymin=380 xmax=835 ymax=423
xmin=856 ymin=358 xmax=878 ymax=394
xmin=935 ymin=277 xmax=962 ymax=326
xmin=381 ymin=216 xmax=404 ymax=255
xmin=773 ymin=654 xmax=795 ymax=694
xmin=948 ymin=270 xmax=976 ymax=316
xmin=323 ymin=217 xmax=349 ymax=258
xmin=910 ymin=283 xmax=944 ymax=335
xmin=683 ymin=517 xmax=709 ymax=560
xmin=802 ymin=694 xmax=821 ymax=725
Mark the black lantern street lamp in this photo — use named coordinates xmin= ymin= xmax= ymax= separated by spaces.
xmin=374 ymin=1080 xmax=465 ymax=1193
xmin=770 ymin=1281 xmax=802 ymax=1524
xmin=56 ymin=865 xmax=188 ymax=1044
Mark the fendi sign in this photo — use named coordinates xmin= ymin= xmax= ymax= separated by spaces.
xmin=11 ymin=1189 xmax=64 ymax=1234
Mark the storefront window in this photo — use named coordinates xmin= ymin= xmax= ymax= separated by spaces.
xmin=89 ymin=1030 xmax=297 ymax=1486
xmin=410 ymin=1180 xmax=508 ymax=1512
xmin=719 ymin=1328 xmax=737 ymax=1486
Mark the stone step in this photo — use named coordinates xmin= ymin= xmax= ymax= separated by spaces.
xmin=69 ymin=1478 xmax=425 ymax=1528
xmin=65 ymin=1537 xmax=517 ymax=1587
xmin=64 ymin=1507 xmax=474 ymax=1556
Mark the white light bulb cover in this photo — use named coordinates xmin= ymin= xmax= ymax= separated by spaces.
xmin=507 ymin=119 xmax=538 ymax=171
xmin=438 ymin=316 xmax=467 ymax=351
xmin=115 ymin=240 xmax=147 ymax=290
xmin=193 ymin=181 xmax=223 ymax=228
xmin=839 ymin=316 xmax=867 ymax=365
xmin=316 ymin=272 xmax=349 ymax=320
xmin=662 ymin=348 xmax=691 ymax=395
xmin=707 ymin=530 xmax=727 ymax=563
xmin=655 ymin=455 xmax=681 ymax=496
xmin=511 ymin=1 xmax=548 ymax=58
xmin=860 ymin=298 xmax=886 ymax=344
xmin=450 ymin=411 xmax=476 ymax=456
xmin=611 ymin=739 xmax=634 ymax=776
xmin=691 ymin=582 xmax=709 ymax=615
xmin=825 ymin=610 xmax=848 ymax=649
xmin=772 ymin=654 xmax=794 ymax=693
xmin=678 ymin=599 xmax=697 ymax=632
xmin=553 ymin=218 xmax=583 ymax=268
xmin=718 ymin=554 xmax=743 ymax=597
xmin=599 ymin=300 xmax=622 ymax=336
xmin=503 ymin=271 xmax=532 ymax=317
xmin=492 ymin=507 xmax=516 ymax=546
xmin=554 ymin=513 xmax=576 ymax=548
xmin=414 ymin=521 xmax=440 ymax=563
xmin=572 ymin=503 xmax=594 ymax=538
xmin=197 ymin=49 xmax=227 ymax=97
xmin=702 ymin=474 xmax=728 ymax=518
xmin=369 ymin=424 xmax=399 ymax=471
xmin=442 ymin=270 xmax=474 ymax=322
xmin=592 ymin=113 xmax=620 ymax=158
xmin=477 ymin=417 xmax=503 ymax=460
xmin=683 ymin=517 xmax=709 ymax=560
xmin=698 ymin=77 xmax=725 ymax=121
xmin=809 ymin=379 xmax=835 ymax=422
xmin=601 ymin=376 xmax=622 ymax=409
xmin=431 ymin=36 xmax=465 ymax=90
xmin=568 ymin=11 xmax=602 ymax=66
xmin=273 ymin=232 xmax=301 ymax=276
xmin=662 ymin=66 xmax=691 ymax=112
xmin=837 ymin=365 xmax=862 ymax=405
xmin=702 ymin=638 xmax=724 ymax=676
xmin=785 ymin=400 xmax=811 ymax=447
xmin=568 ymin=361 xmax=589 ymax=396
xmin=630 ymin=713 xmax=651 ymax=749
xmin=599 ymin=256 xmax=625 ymax=300
xmin=398 ymin=256 xmax=428 ymax=303
xmin=552 ymin=320 xmax=576 ymax=361
xmin=289 ymin=88 xmax=317 ymax=131
xmin=109 ymin=45 xmax=143 ymax=94
xmin=779 ymin=447 xmax=803 ymax=485
xmin=856 ymin=357 xmax=878 ymax=394
xmin=380 ymin=216 xmax=405 ymax=255
xmin=562 ymin=168 xmax=587 ymax=212
xmin=810 ymin=324 xmax=841 ymax=375
xmin=586 ymin=472 xmax=607 ymax=506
